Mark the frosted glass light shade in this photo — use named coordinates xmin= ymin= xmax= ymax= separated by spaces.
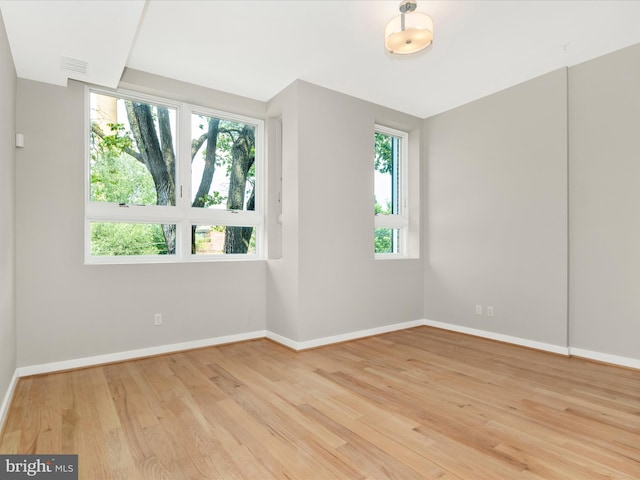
xmin=385 ymin=12 xmax=433 ymax=54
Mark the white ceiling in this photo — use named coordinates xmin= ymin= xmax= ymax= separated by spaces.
xmin=2 ymin=0 xmax=640 ymax=118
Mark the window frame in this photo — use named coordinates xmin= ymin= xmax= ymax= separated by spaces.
xmin=374 ymin=124 xmax=409 ymax=258
xmin=85 ymin=87 xmax=265 ymax=264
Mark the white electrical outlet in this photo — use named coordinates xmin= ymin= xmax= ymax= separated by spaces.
xmin=487 ymin=306 xmax=494 ymax=317
xmin=154 ymin=313 xmax=162 ymax=326
xmin=475 ymin=304 xmax=483 ymax=315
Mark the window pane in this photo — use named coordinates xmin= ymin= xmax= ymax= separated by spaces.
xmin=374 ymin=131 xmax=400 ymax=215
xmin=192 ymin=225 xmax=256 ymax=255
xmin=191 ymin=114 xmax=256 ymax=211
xmin=89 ymin=93 xmax=177 ymax=206
xmin=374 ymin=228 xmax=400 ymax=254
xmin=90 ymin=223 xmax=175 ymax=256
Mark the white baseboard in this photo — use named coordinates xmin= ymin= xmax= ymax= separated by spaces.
xmin=17 ymin=321 xmax=427 ymax=377
xmin=421 ymin=318 xmax=570 ymax=356
xmin=0 ymin=369 xmax=18 ymax=433
xmin=17 ymin=330 xmax=267 ymax=377
xmin=14 ymin=321 xmax=638 ymax=379
xmin=268 ymin=319 xmax=425 ymax=351
xmin=265 ymin=330 xmax=298 ymax=350
xmin=569 ymin=347 xmax=640 ymax=370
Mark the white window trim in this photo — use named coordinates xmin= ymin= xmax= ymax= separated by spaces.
xmin=85 ymin=86 xmax=265 ymax=264
xmin=374 ymin=124 xmax=409 ymax=258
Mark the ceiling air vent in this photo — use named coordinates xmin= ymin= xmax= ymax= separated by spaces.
xmin=61 ymin=56 xmax=88 ymax=74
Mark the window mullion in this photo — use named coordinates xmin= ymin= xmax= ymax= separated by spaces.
xmin=86 ymin=204 xmax=183 ymax=223
xmin=177 ymin=104 xmax=193 ymax=260
xmin=375 ymin=214 xmax=408 ymax=229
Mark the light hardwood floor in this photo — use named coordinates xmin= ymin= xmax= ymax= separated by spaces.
xmin=1 ymin=326 xmax=639 ymax=479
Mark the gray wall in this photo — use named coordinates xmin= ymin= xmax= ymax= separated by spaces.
xmin=423 ymin=69 xmax=569 ymax=348
xmin=568 ymin=43 xmax=640 ymax=359
xmin=296 ymin=82 xmax=423 ymax=341
xmin=267 ymin=81 xmax=424 ymax=342
xmin=14 ymin=72 xmax=424 ymax=367
xmin=15 ymin=75 xmax=267 ymax=367
xmin=424 ymin=46 xmax=640 ymax=362
xmin=0 ymin=10 xmax=16 ymax=409
xmin=266 ymin=81 xmax=301 ymax=341
xmin=9 ymin=37 xmax=640 ymax=368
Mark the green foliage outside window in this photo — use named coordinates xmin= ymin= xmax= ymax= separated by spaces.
xmin=374 ymin=228 xmax=393 ymax=253
xmin=91 ymin=223 xmax=170 ymax=256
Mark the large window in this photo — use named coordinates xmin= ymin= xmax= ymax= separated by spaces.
xmin=374 ymin=125 xmax=408 ymax=257
xmin=86 ymin=89 xmax=263 ymax=263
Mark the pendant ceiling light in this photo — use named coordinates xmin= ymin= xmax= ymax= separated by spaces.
xmin=385 ymin=0 xmax=433 ymax=55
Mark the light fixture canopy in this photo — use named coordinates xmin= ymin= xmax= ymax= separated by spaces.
xmin=385 ymin=0 xmax=433 ymax=55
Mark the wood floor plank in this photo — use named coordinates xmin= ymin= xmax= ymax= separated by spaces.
xmin=1 ymin=326 xmax=638 ymax=479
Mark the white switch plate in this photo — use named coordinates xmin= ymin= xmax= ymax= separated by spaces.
xmin=475 ymin=304 xmax=483 ymax=315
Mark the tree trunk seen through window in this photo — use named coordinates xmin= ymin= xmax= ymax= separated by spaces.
xmin=224 ymin=125 xmax=255 ymax=253
xmin=125 ymin=101 xmax=177 ymax=253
